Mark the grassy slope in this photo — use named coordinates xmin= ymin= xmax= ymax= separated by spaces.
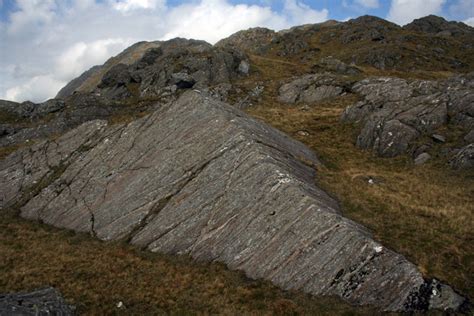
xmin=242 ymin=54 xmax=474 ymax=301
xmin=0 ymin=211 xmax=381 ymax=315
xmin=1 ymin=32 xmax=473 ymax=314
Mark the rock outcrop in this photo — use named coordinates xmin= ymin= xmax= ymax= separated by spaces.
xmin=215 ymin=27 xmax=276 ymax=55
xmin=341 ymin=73 xmax=474 ymax=166
xmin=0 ymin=287 xmax=75 ymax=315
xmin=450 ymin=144 xmax=474 ymax=169
xmin=57 ymin=38 xmax=249 ymax=101
xmin=1 ymin=39 xmax=250 ymax=149
xmin=404 ymin=15 xmax=474 ymax=37
xmin=0 ymin=93 xmax=155 ymax=148
xmin=312 ymin=57 xmax=362 ymax=75
xmin=278 ymin=74 xmax=350 ymax=104
xmin=0 ymin=91 xmax=465 ymax=312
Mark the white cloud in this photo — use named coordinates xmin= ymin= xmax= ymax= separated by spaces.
xmin=354 ymin=0 xmax=379 ymax=9
xmin=387 ymin=0 xmax=446 ymax=25
xmin=464 ymin=17 xmax=474 ymax=26
xmin=7 ymin=0 xmax=57 ymax=35
xmin=282 ymin=0 xmax=328 ymax=25
xmin=5 ymin=75 xmax=66 ymax=103
xmin=0 ymin=0 xmax=329 ymax=103
xmin=56 ymin=38 xmax=132 ymax=80
xmin=111 ymin=0 xmax=165 ymax=12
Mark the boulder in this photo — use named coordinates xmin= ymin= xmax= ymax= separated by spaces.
xmin=342 ymin=74 xmax=473 ymax=160
xmin=0 ymin=91 xmax=465 ymax=312
xmin=0 ymin=287 xmax=75 ymax=315
xmin=431 ymin=134 xmax=446 ymax=143
xmin=278 ymin=74 xmax=347 ymax=104
xmin=313 ymin=57 xmax=362 ymax=75
xmin=449 ymin=144 xmax=474 ymax=169
xmin=414 ymin=153 xmax=431 ymax=165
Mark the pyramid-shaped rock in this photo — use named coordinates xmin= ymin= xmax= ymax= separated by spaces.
xmin=0 ymin=91 xmax=465 ymax=312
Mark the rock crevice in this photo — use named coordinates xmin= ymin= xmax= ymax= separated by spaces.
xmin=0 ymin=91 xmax=466 ymax=312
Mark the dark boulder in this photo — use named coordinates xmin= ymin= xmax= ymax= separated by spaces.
xmin=0 ymin=287 xmax=75 ymax=315
xmin=450 ymin=144 xmax=474 ymax=169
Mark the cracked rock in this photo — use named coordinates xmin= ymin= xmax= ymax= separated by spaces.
xmin=0 ymin=91 xmax=466 ymax=312
xmin=278 ymin=73 xmax=349 ymax=104
xmin=342 ymin=73 xmax=474 ymax=160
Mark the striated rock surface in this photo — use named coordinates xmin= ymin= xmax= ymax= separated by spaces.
xmin=278 ymin=74 xmax=350 ymax=104
xmin=341 ymin=73 xmax=474 ymax=163
xmin=0 ymin=91 xmax=465 ymax=312
xmin=0 ymin=287 xmax=75 ymax=315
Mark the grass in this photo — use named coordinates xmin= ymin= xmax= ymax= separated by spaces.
xmin=243 ymin=54 xmax=474 ymax=302
xmin=1 ymin=41 xmax=473 ymax=314
xmin=0 ymin=211 xmax=379 ymax=315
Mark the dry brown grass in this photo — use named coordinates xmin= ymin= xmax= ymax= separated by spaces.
xmin=1 ymin=51 xmax=472 ymax=314
xmin=244 ymin=55 xmax=474 ymax=301
xmin=0 ymin=212 xmax=381 ymax=315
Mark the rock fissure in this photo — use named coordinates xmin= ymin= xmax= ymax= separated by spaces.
xmin=0 ymin=91 xmax=467 ymax=312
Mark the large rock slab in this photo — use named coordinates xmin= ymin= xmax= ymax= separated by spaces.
xmin=0 ymin=92 xmax=465 ymax=312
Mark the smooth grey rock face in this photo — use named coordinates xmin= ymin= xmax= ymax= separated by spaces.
xmin=0 ymin=92 xmax=466 ymax=312
xmin=415 ymin=152 xmax=431 ymax=165
xmin=278 ymin=74 xmax=347 ymax=104
xmin=342 ymin=74 xmax=474 ymax=160
xmin=432 ymin=134 xmax=446 ymax=143
xmin=0 ymin=287 xmax=75 ymax=315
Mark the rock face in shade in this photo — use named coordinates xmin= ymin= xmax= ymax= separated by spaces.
xmin=0 ymin=287 xmax=75 ymax=315
xmin=0 ymin=92 xmax=466 ymax=312
xmin=56 ymin=38 xmax=249 ymax=101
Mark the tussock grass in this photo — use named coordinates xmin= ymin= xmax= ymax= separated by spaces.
xmin=244 ymin=55 xmax=474 ymax=301
xmin=0 ymin=212 xmax=378 ymax=315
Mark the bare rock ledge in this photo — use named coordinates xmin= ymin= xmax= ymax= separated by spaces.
xmin=0 ymin=91 xmax=466 ymax=312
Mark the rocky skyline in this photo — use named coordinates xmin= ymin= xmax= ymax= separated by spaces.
xmin=1 ymin=0 xmax=474 ymax=102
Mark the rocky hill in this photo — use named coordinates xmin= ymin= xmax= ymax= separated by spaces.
xmin=1 ymin=15 xmax=473 ymax=314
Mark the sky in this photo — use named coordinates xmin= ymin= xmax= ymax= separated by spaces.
xmin=0 ymin=0 xmax=473 ymax=103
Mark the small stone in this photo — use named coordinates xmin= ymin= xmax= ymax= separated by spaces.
xmin=238 ymin=60 xmax=250 ymax=74
xmin=117 ymin=301 xmax=125 ymax=309
xmin=300 ymin=104 xmax=310 ymax=111
xmin=374 ymin=246 xmax=383 ymax=253
xmin=432 ymin=134 xmax=446 ymax=143
xmin=414 ymin=152 xmax=431 ymax=165
xmin=413 ymin=144 xmax=432 ymax=158
xmin=297 ymin=130 xmax=310 ymax=137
